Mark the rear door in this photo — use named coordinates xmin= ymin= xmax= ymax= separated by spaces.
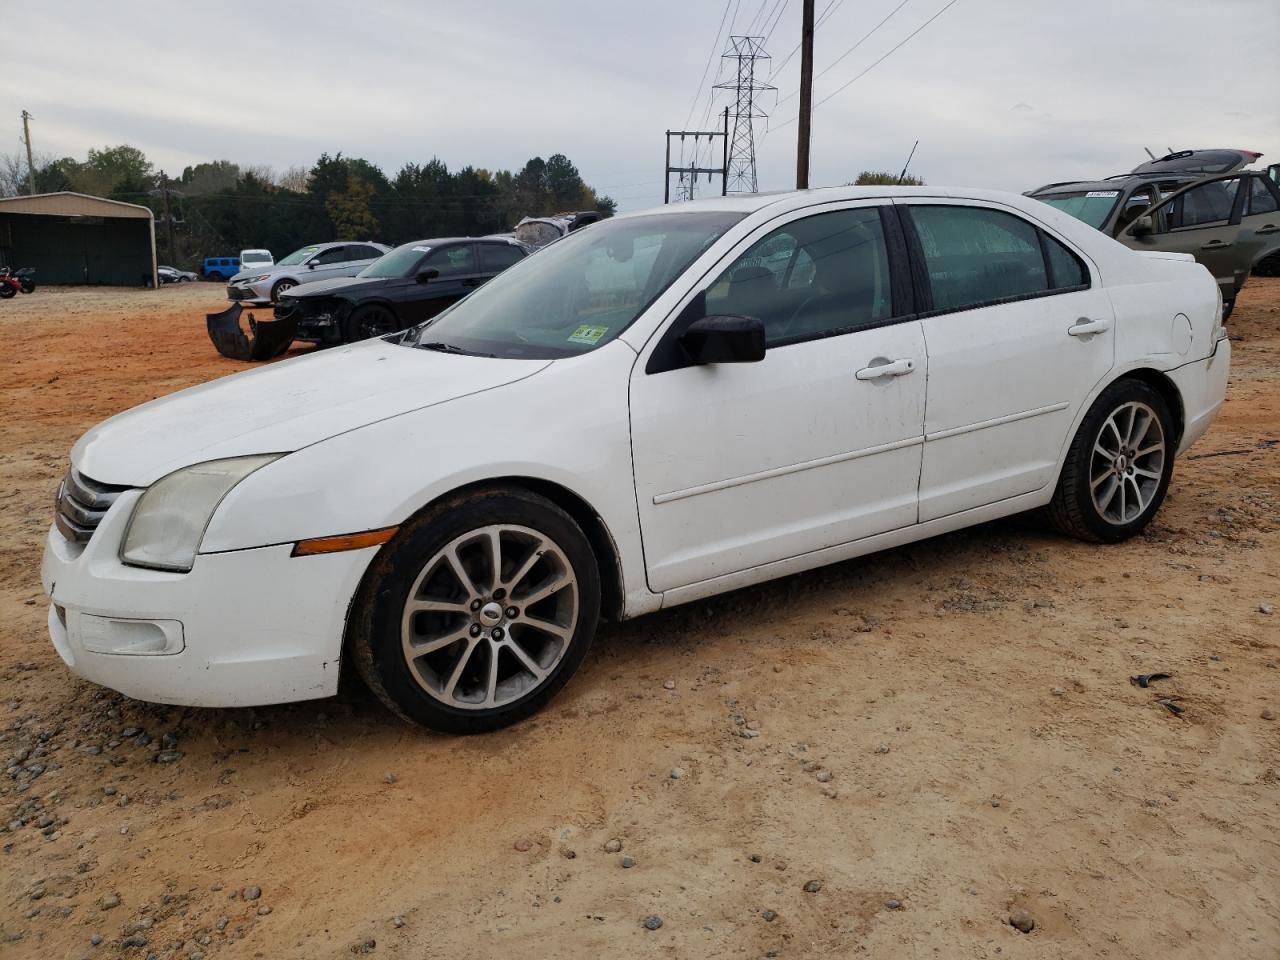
xmin=477 ymin=241 xmax=526 ymax=283
xmin=897 ymin=200 xmax=1116 ymax=522
xmin=1240 ymin=175 xmax=1280 ymax=272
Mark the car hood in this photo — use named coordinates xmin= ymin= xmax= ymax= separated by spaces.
xmin=287 ymin=276 xmax=386 ymax=298
xmin=73 ymin=340 xmax=552 ymax=486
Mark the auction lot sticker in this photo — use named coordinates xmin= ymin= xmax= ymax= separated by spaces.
xmin=568 ymin=324 xmax=609 ymax=346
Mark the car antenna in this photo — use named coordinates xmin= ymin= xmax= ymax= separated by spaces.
xmin=897 ymin=140 xmax=920 ymax=185
xmin=1143 ymin=147 xmax=1157 ymax=161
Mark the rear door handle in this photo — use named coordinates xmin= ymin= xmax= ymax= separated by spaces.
xmin=855 ymin=357 xmax=915 ymax=380
xmin=1068 ymin=318 xmax=1111 ymax=337
xmin=1201 ymin=240 xmax=1233 ymax=250
xmin=1257 ymin=225 xmax=1279 ymax=235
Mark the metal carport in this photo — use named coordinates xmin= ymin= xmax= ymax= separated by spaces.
xmin=0 ymin=192 xmax=157 ymax=287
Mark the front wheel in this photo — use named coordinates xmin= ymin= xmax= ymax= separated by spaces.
xmin=350 ymin=488 xmax=601 ymax=733
xmin=342 ymin=303 xmax=400 ymax=342
xmin=1047 ymin=379 xmax=1175 ymax=543
xmin=270 ymin=279 xmax=295 ymax=303
xmin=0 ymin=285 xmax=15 ymax=299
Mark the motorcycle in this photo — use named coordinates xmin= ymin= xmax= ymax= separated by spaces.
xmin=0 ymin=266 xmax=36 ymax=298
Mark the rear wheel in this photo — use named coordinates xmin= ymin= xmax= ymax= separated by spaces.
xmin=1047 ymin=379 xmax=1174 ymax=543
xmin=350 ymin=488 xmax=600 ymax=733
xmin=342 ymin=303 xmax=400 ymax=342
xmin=1222 ymin=298 xmax=1235 ymax=321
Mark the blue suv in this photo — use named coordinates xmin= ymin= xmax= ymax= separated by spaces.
xmin=202 ymin=256 xmax=241 ymax=281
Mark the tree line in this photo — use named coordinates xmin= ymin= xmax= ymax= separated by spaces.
xmin=0 ymin=146 xmax=617 ymax=267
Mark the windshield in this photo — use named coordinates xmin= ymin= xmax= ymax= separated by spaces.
xmin=1035 ymin=190 xmax=1121 ymax=229
xmin=241 ymin=252 xmax=272 ymax=264
xmin=401 ymin=212 xmax=744 ymax=359
xmin=276 ymin=245 xmax=321 ymax=266
xmin=359 ymin=242 xmax=431 ymax=279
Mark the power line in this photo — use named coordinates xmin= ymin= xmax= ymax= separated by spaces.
xmin=769 ymin=0 xmax=962 ymax=133
xmin=768 ymin=0 xmax=840 ymax=79
xmin=762 ymin=0 xmax=791 ymax=44
xmin=775 ymin=0 xmax=914 ymax=106
xmin=684 ymin=0 xmax=736 ymax=129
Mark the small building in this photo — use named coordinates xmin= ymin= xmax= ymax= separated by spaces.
xmin=0 ymin=192 xmax=157 ymax=286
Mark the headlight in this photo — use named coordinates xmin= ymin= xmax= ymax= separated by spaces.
xmin=121 ymin=455 xmax=281 ymax=572
xmin=241 ymin=274 xmax=271 ymax=284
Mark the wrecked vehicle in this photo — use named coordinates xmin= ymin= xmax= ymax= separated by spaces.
xmin=1035 ymin=172 xmax=1280 ymax=319
xmin=225 ymin=241 xmax=389 ymax=305
xmin=276 ymin=236 xmax=529 ymax=345
xmin=514 ymin=210 xmax=603 ymax=248
xmin=43 ymin=186 xmax=1229 ymax=733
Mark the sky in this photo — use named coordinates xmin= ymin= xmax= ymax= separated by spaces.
xmin=3 ymin=0 xmax=1278 ymax=212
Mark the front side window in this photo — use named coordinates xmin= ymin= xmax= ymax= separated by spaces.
xmin=909 ymin=205 xmax=1048 ymax=312
xmin=1175 ymin=178 xmax=1240 ymax=229
xmin=704 ymin=207 xmax=893 ymax=345
xmin=313 ymin=246 xmax=349 ymax=265
xmin=423 ymin=245 xmax=476 ymax=277
xmin=401 ymin=211 xmax=743 ymax=359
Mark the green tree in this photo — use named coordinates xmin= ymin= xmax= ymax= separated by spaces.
xmin=326 ymin=178 xmax=380 ymax=239
xmin=852 ymin=170 xmax=925 ymax=186
xmin=75 ymin=145 xmax=155 ymax=196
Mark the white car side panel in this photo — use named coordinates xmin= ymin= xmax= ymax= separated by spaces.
xmin=202 ymin=341 xmax=661 ymax=618
xmin=630 ymin=322 xmax=927 ymax=591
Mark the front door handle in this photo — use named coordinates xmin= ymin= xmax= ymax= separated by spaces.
xmin=1068 ymin=317 xmax=1111 ymax=337
xmin=855 ymin=357 xmax=915 ymax=380
xmin=1201 ymin=240 xmax=1233 ymax=250
xmin=461 ymin=277 xmax=486 ymax=288
xmin=1256 ymin=225 xmax=1279 ymax=235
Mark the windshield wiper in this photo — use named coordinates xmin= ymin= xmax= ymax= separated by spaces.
xmin=418 ymin=341 xmax=496 ymax=358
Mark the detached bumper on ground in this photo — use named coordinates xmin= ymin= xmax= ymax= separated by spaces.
xmin=40 ymin=489 xmax=377 ymax=708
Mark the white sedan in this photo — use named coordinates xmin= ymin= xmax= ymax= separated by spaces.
xmin=42 ymin=187 xmax=1230 ymax=733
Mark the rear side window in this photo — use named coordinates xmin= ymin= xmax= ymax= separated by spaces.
xmin=313 ymin=247 xmax=349 ymax=265
xmin=479 ymin=243 xmax=525 ymax=273
xmin=349 ymin=245 xmax=383 ymax=260
xmin=908 ymin=206 xmax=1048 ymax=312
xmin=1043 ymin=234 xmax=1088 ymax=289
xmin=1246 ymin=177 xmax=1279 ymax=216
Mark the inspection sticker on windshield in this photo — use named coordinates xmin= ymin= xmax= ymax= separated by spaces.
xmin=412 ymin=245 xmax=432 ymax=253
xmin=568 ymin=324 xmax=609 ymax=346
xmin=1085 ymin=191 xmax=1120 ymax=198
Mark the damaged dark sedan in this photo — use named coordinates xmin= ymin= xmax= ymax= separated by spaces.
xmin=274 ymin=237 xmax=529 ymax=345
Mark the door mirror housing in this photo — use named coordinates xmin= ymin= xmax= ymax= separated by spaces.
xmin=1131 ymin=215 xmax=1154 ymax=237
xmin=306 ymin=262 xmax=317 ymax=270
xmin=416 ymin=267 xmax=440 ymax=284
xmin=680 ymin=314 xmax=765 ymax=365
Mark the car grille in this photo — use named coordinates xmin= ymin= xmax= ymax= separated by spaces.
xmin=55 ymin=469 xmax=131 ymax=544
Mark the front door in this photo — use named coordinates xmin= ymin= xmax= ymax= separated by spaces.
xmin=630 ymin=204 xmax=927 ymax=593
xmin=896 ymin=200 xmax=1117 ymax=521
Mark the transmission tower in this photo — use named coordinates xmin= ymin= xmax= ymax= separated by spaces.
xmin=714 ymin=36 xmax=774 ymax=193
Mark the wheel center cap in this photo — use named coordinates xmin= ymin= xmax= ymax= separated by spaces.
xmin=479 ymin=602 xmax=504 ymax=626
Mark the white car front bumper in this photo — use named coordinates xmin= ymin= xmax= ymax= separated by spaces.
xmin=40 ymin=489 xmax=378 ymax=708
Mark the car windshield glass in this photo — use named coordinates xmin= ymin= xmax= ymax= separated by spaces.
xmin=1035 ymin=191 xmax=1121 ymax=229
xmin=358 ymin=243 xmax=431 ymax=279
xmin=242 ymin=253 xmax=271 ymax=263
xmin=276 ymin=245 xmax=320 ymax=266
xmin=400 ymin=212 xmax=745 ymax=359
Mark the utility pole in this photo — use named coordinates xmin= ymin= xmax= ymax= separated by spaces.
xmin=159 ymin=171 xmax=175 ymax=263
xmin=796 ymin=0 xmax=815 ymax=189
xmin=715 ymin=36 xmax=775 ymax=193
xmin=21 ymin=110 xmax=36 ymax=195
xmin=663 ymin=108 xmax=730 ymax=203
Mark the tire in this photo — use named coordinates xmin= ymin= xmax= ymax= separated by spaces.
xmin=0 ymin=285 xmax=15 ymax=299
xmin=1222 ymin=298 xmax=1234 ymax=322
xmin=350 ymin=487 xmax=601 ymax=733
xmin=270 ymin=279 xmax=296 ymax=303
xmin=342 ymin=303 xmax=400 ymax=343
xmin=1047 ymin=379 xmax=1175 ymax=543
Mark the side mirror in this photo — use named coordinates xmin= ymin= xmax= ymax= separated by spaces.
xmin=1131 ymin=216 xmax=1154 ymax=237
xmin=307 ymin=262 xmax=317 ymax=270
xmin=680 ymin=315 xmax=765 ymax=365
xmin=416 ymin=267 xmax=440 ymax=284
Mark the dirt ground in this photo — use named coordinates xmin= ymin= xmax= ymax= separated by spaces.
xmin=1 ymin=279 xmax=1277 ymax=960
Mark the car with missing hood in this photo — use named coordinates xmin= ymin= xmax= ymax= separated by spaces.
xmin=226 ymin=241 xmax=390 ymax=305
xmin=43 ymin=185 xmax=1229 ymax=733
xmin=275 ymin=236 xmax=529 ymax=345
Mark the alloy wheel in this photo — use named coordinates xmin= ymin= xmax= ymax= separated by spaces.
xmin=1089 ymin=400 xmax=1166 ymax=525
xmin=399 ymin=524 xmax=579 ymax=709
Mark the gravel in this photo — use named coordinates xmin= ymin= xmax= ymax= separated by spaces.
xmin=1009 ymin=910 xmax=1036 ymax=933
xmin=642 ymin=915 xmax=663 ymax=930
xmin=100 ymin=894 xmax=120 ymax=910
xmin=242 ymin=886 xmax=261 ymax=901
xmin=604 ymin=838 xmax=623 ymax=853
xmin=621 ymin=856 xmax=636 ymax=869
xmin=670 ymin=767 xmax=686 ymax=780
xmin=803 ymin=879 xmax=823 ymax=893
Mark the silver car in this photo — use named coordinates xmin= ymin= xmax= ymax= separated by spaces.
xmin=226 ymin=241 xmax=390 ymax=305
